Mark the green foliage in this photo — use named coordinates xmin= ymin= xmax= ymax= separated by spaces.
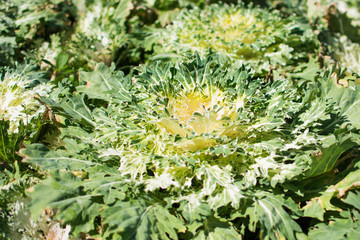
xmin=0 ymin=120 xmax=24 ymax=164
xmin=308 ymin=190 xmax=360 ymax=240
xmin=0 ymin=122 xmax=41 ymax=239
xmin=0 ymin=61 xmax=63 ymax=239
xmin=67 ymin=0 xmax=134 ymax=68
xmin=0 ymin=0 xmax=75 ymax=66
xmin=21 ymin=54 xmax=360 ymax=238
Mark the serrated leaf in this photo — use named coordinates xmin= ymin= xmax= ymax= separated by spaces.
xmin=306 ymin=131 xmax=360 ymax=178
xmin=330 ymin=168 xmax=360 ymax=198
xmin=192 ymin=215 xmax=241 ymax=240
xmin=113 ymin=0 xmax=133 ymax=22
xmin=325 ymin=75 xmax=360 ymax=129
xmin=303 ymin=198 xmax=326 ymax=221
xmin=246 ymin=192 xmax=301 ymax=240
xmin=179 ymin=199 xmax=211 ymax=225
xmin=21 ymin=144 xmax=100 ymax=170
xmin=306 ymin=168 xmax=360 ymax=212
xmin=196 ymin=165 xmax=234 ymax=197
xmin=208 ymin=184 xmax=244 ymax=210
xmin=82 ymin=168 xmax=128 ymax=205
xmin=291 ymin=57 xmax=321 ymax=81
xmin=102 ymin=201 xmax=186 ymax=239
xmin=296 ymin=98 xmax=330 ymax=129
xmin=42 ymin=93 xmax=96 ymax=127
xmin=27 ymin=171 xmax=101 ymax=235
xmin=154 ymin=4 xmax=318 ymax=73
xmin=308 ymin=210 xmax=360 ymax=240
xmin=343 ymin=191 xmax=360 ymax=210
xmin=21 ymin=53 xmax=360 ymax=239
xmin=78 ymin=63 xmax=132 ymax=102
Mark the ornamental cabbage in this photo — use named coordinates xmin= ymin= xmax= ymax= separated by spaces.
xmin=0 ymin=62 xmax=52 ymax=132
xmin=21 ymin=54 xmax=360 ymax=239
xmin=332 ymin=34 xmax=360 ymax=75
xmin=152 ymin=4 xmax=318 ymax=73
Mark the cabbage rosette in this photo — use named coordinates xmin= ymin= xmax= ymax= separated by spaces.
xmin=22 ymin=55 xmax=360 ymax=239
xmin=152 ymin=4 xmax=318 ymax=74
xmin=0 ymin=62 xmax=52 ymax=132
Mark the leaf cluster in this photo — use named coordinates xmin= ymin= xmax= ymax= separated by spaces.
xmin=1 ymin=1 xmax=360 ymax=239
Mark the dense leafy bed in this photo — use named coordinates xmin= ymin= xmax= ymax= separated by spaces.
xmin=1 ymin=0 xmax=360 ymax=239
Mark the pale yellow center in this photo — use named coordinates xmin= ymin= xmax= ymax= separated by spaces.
xmin=211 ymin=12 xmax=263 ymax=44
xmin=159 ymin=88 xmax=240 ymax=136
xmin=178 ymin=11 xmax=267 ymax=58
xmin=168 ymin=90 xmax=218 ymax=124
xmin=0 ymin=77 xmax=26 ymax=117
xmin=157 ymin=88 xmax=245 ymax=151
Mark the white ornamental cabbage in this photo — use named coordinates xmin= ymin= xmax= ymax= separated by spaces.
xmin=0 ymin=63 xmax=53 ymax=132
xmin=333 ymin=34 xmax=360 ymax=75
xmin=22 ymin=55 xmax=360 ymax=239
xmin=153 ymin=4 xmax=318 ymax=73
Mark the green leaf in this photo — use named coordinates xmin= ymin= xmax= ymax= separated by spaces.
xmin=153 ymin=4 xmax=318 ymax=74
xmin=77 ymin=63 xmax=132 ymax=102
xmin=21 ymin=144 xmax=100 ymax=170
xmin=22 ymin=54 xmax=360 ymax=239
xmin=55 ymin=52 xmax=69 ymax=71
xmin=28 ymin=171 xmax=101 ymax=235
xmin=0 ymin=120 xmax=23 ymax=164
xmin=330 ymin=168 xmax=360 ymax=198
xmin=290 ymin=57 xmax=321 ymax=81
xmin=192 ymin=216 xmax=241 ymax=240
xmin=82 ymin=167 xmax=128 ymax=205
xmin=41 ymin=93 xmax=96 ymax=127
xmin=324 ymin=73 xmax=360 ymax=129
xmin=113 ymin=0 xmax=133 ymax=23
xmin=195 ymin=165 xmax=235 ymax=198
xmin=303 ymin=198 xmax=326 ymax=221
xmin=102 ymin=201 xmax=186 ymax=239
xmin=306 ymin=168 xmax=360 ymax=212
xmin=296 ymin=98 xmax=330 ymax=129
xmin=246 ymin=191 xmax=302 ymax=240
xmin=0 ymin=36 xmax=16 ymax=46
xmin=343 ymin=191 xmax=360 ymax=210
xmin=306 ymin=131 xmax=360 ymax=178
xmin=179 ymin=200 xmax=211 ymax=225
xmin=308 ymin=210 xmax=360 ymax=240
